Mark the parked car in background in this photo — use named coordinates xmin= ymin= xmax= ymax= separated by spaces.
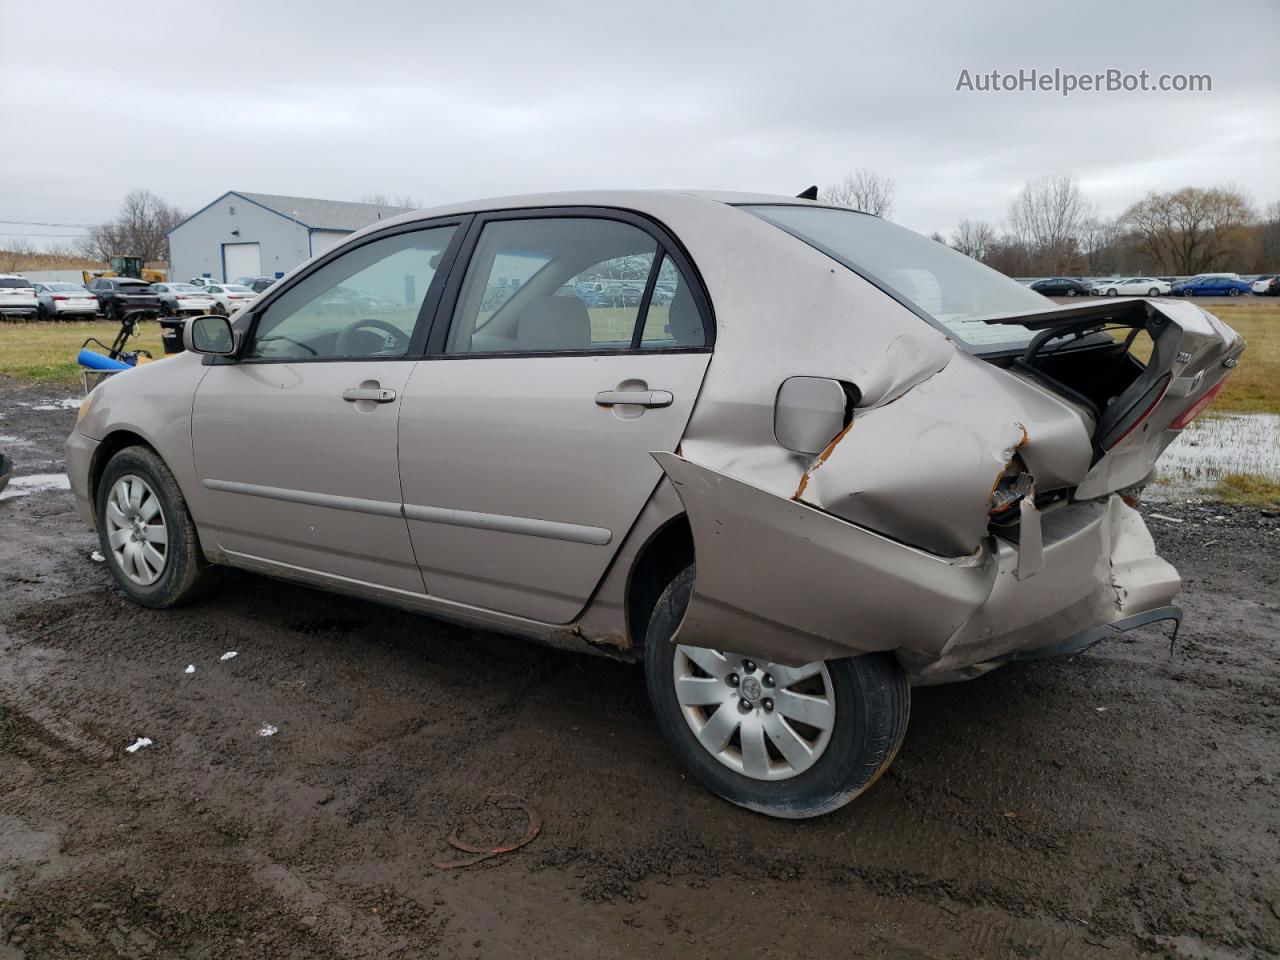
xmin=33 ymin=281 xmax=99 ymax=319
xmin=204 ymin=283 xmax=258 ymax=316
xmin=86 ymin=277 xmax=162 ymax=321
xmin=1030 ymin=276 xmax=1092 ymax=297
xmin=65 ymin=189 xmax=1244 ymax=819
xmin=0 ymin=274 xmax=39 ymax=319
xmin=1172 ymin=274 xmax=1251 ymax=297
xmin=1095 ymin=277 xmax=1172 ymax=297
xmin=1250 ymin=275 xmax=1277 ymax=295
xmin=150 ymin=283 xmax=217 ymax=317
xmin=231 ymin=275 xmax=277 ymax=293
xmin=188 ymin=277 xmax=218 ymax=288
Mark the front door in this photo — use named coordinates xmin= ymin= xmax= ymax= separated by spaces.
xmin=192 ymin=222 xmax=462 ymax=593
xmin=398 ymin=213 xmax=713 ymax=623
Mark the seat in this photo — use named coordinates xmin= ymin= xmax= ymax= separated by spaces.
xmin=516 ymin=295 xmax=592 ymax=351
xmin=665 ymin=282 xmax=705 ymax=346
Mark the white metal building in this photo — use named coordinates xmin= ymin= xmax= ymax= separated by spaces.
xmin=166 ymin=191 xmax=413 ymax=283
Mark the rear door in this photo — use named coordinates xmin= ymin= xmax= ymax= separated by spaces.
xmin=397 ymin=211 xmax=713 ymax=623
xmin=191 ymin=220 xmax=465 ymax=593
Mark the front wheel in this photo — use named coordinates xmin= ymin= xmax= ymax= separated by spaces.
xmin=1148 ymin=288 xmax=1160 ymax=296
xmin=1182 ymin=288 xmax=1195 ymax=297
xmin=1065 ymin=288 xmax=1077 ymax=296
xmin=96 ymin=446 xmax=217 ymax=608
xmin=1228 ymin=287 xmax=1240 ymax=297
xmin=1106 ymin=288 xmax=1118 ymax=297
xmin=644 ymin=567 xmax=909 ymax=819
xmin=103 ymin=301 xmax=118 ymax=322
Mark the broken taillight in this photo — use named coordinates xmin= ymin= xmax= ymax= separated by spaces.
xmin=1170 ymin=379 xmax=1227 ymax=431
xmin=989 ymin=468 xmax=1034 ymax=516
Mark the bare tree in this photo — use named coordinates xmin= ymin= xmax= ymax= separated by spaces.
xmin=360 ymin=192 xmax=421 ymax=209
xmin=950 ymin=218 xmax=996 ymax=261
xmin=1258 ymin=199 xmax=1280 ymax=269
xmin=1008 ymin=174 xmax=1091 ymax=274
xmin=1079 ymin=217 xmax=1123 ymax=276
xmin=820 ymin=169 xmax=895 ymax=218
xmin=0 ymin=239 xmax=36 ymax=273
xmin=78 ymin=190 xmax=184 ymax=264
xmin=1120 ymin=186 xmax=1255 ymax=275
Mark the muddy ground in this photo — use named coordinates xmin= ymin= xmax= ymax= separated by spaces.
xmin=1 ymin=375 xmax=1277 ymax=960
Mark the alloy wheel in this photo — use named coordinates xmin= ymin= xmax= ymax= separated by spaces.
xmin=673 ymin=646 xmax=836 ymax=781
xmin=105 ymin=474 xmax=168 ymax=586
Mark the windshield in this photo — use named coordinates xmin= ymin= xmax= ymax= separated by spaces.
xmin=742 ymin=205 xmax=1052 ymax=352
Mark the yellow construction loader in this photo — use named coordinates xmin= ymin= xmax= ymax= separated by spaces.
xmin=82 ymin=255 xmax=166 ymax=285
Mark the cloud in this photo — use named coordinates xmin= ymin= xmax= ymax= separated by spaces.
xmin=1 ymin=0 xmax=1276 ymax=244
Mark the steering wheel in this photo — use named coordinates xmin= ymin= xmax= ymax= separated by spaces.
xmin=334 ymin=317 xmax=409 ymax=356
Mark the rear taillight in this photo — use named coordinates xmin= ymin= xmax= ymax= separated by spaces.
xmin=176 ymin=294 xmax=189 ymax=299
xmin=1170 ymin=379 xmax=1227 ymax=431
xmin=52 ymin=295 xmax=68 ymax=301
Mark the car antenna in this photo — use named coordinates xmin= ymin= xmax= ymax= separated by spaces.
xmin=796 ymin=185 xmax=819 ymax=200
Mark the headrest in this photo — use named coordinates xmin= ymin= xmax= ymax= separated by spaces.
xmin=517 ymin=295 xmax=592 ymax=350
xmin=667 ymin=282 xmax=704 ymax=346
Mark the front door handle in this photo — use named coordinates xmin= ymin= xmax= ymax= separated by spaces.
xmin=595 ymin=389 xmax=673 ymax=408
xmin=342 ymin=386 xmax=396 ymax=403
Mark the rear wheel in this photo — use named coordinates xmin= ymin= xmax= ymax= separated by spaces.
xmin=1183 ymin=288 xmax=1196 ymax=297
xmin=103 ymin=301 xmax=118 ymax=322
xmin=96 ymin=446 xmax=216 ymax=608
xmin=1066 ymin=288 xmax=1078 ymax=296
xmin=1228 ymin=287 xmax=1240 ymax=297
xmin=644 ymin=566 xmax=909 ymax=819
xmin=1148 ymin=287 xmax=1160 ymax=296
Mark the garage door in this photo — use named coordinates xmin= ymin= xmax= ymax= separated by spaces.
xmin=223 ymin=242 xmax=261 ymax=281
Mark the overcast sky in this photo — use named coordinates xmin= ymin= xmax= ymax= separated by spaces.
xmin=1 ymin=0 xmax=1276 ymax=247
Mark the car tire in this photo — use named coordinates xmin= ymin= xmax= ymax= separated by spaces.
xmin=95 ymin=446 xmax=217 ymax=609
xmin=103 ymin=301 xmax=117 ymax=322
xmin=643 ymin=566 xmax=909 ymax=819
xmin=1182 ymin=289 xmax=1194 ymax=297
xmin=1066 ymin=288 xmax=1077 ymax=297
xmin=1106 ymin=288 xmax=1118 ymax=297
xmin=1148 ymin=288 xmax=1160 ymax=296
xmin=1228 ymin=287 xmax=1240 ymax=297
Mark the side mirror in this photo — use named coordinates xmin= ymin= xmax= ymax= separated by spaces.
xmin=774 ymin=376 xmax=853 ymax=455
xmin=185 ymin=314 xmax=236 ymax=355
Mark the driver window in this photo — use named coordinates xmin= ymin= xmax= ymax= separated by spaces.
xmin=246 ymin=225 xmax=456 ymax=360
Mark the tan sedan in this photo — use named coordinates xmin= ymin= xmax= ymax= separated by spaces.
xmin=67 ymin=190 xmax=1243 ymax=818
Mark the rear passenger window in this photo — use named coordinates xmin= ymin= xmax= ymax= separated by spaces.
xmin=445 ymin=217 xmax=705 ymax=354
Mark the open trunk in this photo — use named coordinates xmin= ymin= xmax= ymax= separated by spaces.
xmin=981 ymin=297 xmax=1245 ymax=500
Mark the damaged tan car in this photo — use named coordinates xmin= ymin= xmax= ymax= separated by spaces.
xmin=66 ymin=190 xmax=1244 ymax=818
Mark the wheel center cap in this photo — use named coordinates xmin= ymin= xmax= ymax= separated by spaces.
xmin=740 ymin=676 xmax=763 ymax=702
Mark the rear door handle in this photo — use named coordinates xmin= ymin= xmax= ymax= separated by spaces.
xmin=342 ymin=386 xmax=397 ymax=403
xmin=595 ymin=389 xmax=673 ymax=408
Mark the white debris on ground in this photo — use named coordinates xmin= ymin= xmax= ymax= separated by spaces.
xmin=184 ymin=665 xmax=196 ymax=674
xmin=257 ymin=724 xmax=278 ymax=738
xmin=90 ymin=550 xmax=105 ymax=562
xmin=220 ymin=651 xmax=238 ymax=662
xmin=125 ymin=737 xmax=153 ymax=753
xmin=21 ymin=398 xmax=81 ymax=411
xmin=0 ymin=473 xmax=71 ymax=502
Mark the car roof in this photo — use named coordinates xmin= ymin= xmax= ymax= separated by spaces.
xmin=370 ymin=189 xmax=822 ymax=230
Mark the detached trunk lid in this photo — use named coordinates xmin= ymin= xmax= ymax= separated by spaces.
xmin=982 ymin=297 xmax=1245 ymax=499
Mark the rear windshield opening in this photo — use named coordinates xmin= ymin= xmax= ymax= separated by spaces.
xmin=741 ymin=204 xmax=1053 ymax=353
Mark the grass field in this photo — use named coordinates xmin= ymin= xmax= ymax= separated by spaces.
xmin=0 ymin=321 xmax=165 ymax=383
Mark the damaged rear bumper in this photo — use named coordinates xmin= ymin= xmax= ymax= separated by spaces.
xmin=653 ymin=453 xmax=1180 ymax=683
